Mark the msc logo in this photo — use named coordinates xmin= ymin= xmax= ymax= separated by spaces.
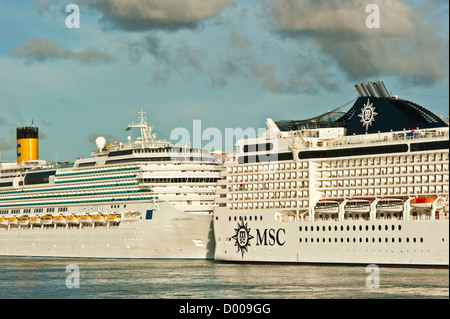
xmin=256 ymin=228 xmax=286 ymax=247
xmin=232 ymin=221 xmax=285 ymax=258
xmin=232 ymin=221 xmax=254 ymax=257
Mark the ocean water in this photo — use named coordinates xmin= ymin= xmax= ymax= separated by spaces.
xmin=0 ymin=257 xmax=447 ymax=299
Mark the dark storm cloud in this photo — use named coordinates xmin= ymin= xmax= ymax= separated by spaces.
xmin=78 ymin=0 xmax=235 ymax=31
xmin=269 ymin=0 xmax=449 ymax=86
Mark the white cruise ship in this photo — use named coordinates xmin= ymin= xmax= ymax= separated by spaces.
xmin=0 ymin=110 xmax=222 ymax=259
xmin=214 ymin=81 xmax=449 ymax=267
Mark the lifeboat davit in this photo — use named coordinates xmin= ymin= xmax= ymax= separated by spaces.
xmin=54 ymin=215 xmax=67 ymax=225
xmin=107 ymin=213 xmax=121 ymax=223
xmin=41 ymin=214 xmax=53 ymax=225
xmin=30 ymin=215 xmax=41 ymax=225
xmin=376 ymin=198 xmax=404 ymax=213
xmin=314 ymin=200 xmax=339 ymax=214
xmin=80 ymin=214 xmax=93 ymax=225
xmin=92 ymin=213 xmax=106 ymax=225
xmin=18 ymin=215 xmax=30 ymax=226
xmin=0 ymin=217 xmax=8 ymax=227
xmin=66 ymin=215 xmax=80 ymax=225
xmin=411 ymin=197 xmax=439 ymax=209
xmin=344 ymin=199 xmax=371 ymax=213
xmin=7 ymin=216 xmax=18 ymax=226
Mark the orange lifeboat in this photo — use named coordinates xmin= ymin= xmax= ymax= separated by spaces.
xmin=411 ymin=197 xmax=438 ymax=209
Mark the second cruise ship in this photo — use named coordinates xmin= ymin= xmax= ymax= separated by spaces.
xmin=0 ymin=110 xmax=222 ymax=259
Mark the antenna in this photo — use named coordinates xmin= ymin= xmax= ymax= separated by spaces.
xmin=127 ymin=108 xmax=157 ymax=145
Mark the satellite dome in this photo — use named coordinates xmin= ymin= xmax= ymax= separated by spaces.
xmin=95 ymin=136 xmax=106 ymax=150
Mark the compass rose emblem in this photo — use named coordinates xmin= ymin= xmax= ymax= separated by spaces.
xmin=231 ymin=221 xmax=254 ymax=257
xmin=358 ymin=98 xmax=378 ymax=131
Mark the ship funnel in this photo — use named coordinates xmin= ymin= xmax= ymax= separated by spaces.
xmin=16 ymin=122 xmax=39 ymax=165
xmin=354 ymin=81 xmax=392 ymax=98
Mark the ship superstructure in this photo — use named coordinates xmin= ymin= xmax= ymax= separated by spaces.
xmin=214 ymin=81 xmax=449 ymax=267
xmin=0 ymin=110 xmax=223 ymax=259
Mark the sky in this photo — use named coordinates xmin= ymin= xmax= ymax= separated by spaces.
xmin=0 ymin=0 xmax=448 ymax=163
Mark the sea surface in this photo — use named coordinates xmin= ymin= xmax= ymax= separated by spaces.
xmin=0 ymin=257 xmax=448 ymax=299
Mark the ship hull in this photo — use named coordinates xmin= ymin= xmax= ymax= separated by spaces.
xmin=0 ymin=202 xmax=214 ymax=259
xmin=214 ymin=211 xmax=449 ymax=267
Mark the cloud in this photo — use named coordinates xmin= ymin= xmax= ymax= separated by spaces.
xmin=79 ymin=0 xmax=234 ymax=31
xmin=269 ymin=0 xmax=449 ymax=86
xmin=12 ymin=37 xmax=114 ymax=65
xmin=207 ymin=32 xmax=339 ymax=94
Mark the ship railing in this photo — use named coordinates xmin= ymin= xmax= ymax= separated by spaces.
xmin=326 ymin=130 xmax=449 ymax=149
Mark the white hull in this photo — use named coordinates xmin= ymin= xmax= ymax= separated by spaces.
xmin=214 ymin=211 xmax=449 ymax=267
xmin=0 ymin=202 xmax=214 ymax=259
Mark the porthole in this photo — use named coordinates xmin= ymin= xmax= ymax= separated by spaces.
xmin=413 ymin=238 xmax=417 ymax=243
xmin=359 ymin=225 xmax=362 ymax=231
xmin=299 ymin=226 xmax=302 ymax=232
xmin=335 ymin=226 xmax=338 ymax=231
xmin=392 ymin=238 xmax=395 ymax=243
xmin=366 ymin=225 xmax=369 ymax=231
xmin=398 ymin=225 xmax=402 ymax=231
xmin=311 ymin=226 xmax=314 ymax=232
xmin=420 ymin=237 xmax=423 ymax=243
xmin=372 ymin=225 xmax=375 ymax=231
xmin=305 ymin=226 xmax=308 ymax=232
xmin=329 ymin=226 xmax=332 ymax=231
xmin=385 ymin=225 xmax=388 ymax=231
xmin=406 ymin=238 xmax=410 ymax=243
xmin=378 ymin=225 xmax=382 ymax=231
xmin=347 ymin=225 xmax=350 ymax=231
xmin=299 ymin=238 xmax=302 ymax=243
xmin=340 ymin=226 xmax=344 ymax=231
xmin=353 ymin=225 xmax=356 ymax=231
xmin=385 ymin=238 xmax=388 ymax=243
xmin=347 ymin=238 xmax=350 ymax=243
xmin=322 ymin=226 xmax=326 ymax=231
xmin=317 ymin=226 xmax=320 ymax=231
xmin=398 ymin=238 xmax=402 ymax=243
xmin=391 ymin=225 xmax=395 ymax=231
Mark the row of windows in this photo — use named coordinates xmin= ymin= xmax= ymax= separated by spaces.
xmin=298 ymin=237 xmax=424 ymax=243
xmin=0 ymin=207 xmax=67 ymax=215
xmin=228 ymin=215 xmax=263 ymax=222
xmin=105 ymin=157 xmax=218 ymax=165
xmin=142 ymin=178 xmax=219 ymax=184
xmin=319 ymin=153 xmax=448 ymax=168
xmin=299 ymin=224 xmax=402 ymax=232
xmin=229 ymin=162 xmax=306 ymax=174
